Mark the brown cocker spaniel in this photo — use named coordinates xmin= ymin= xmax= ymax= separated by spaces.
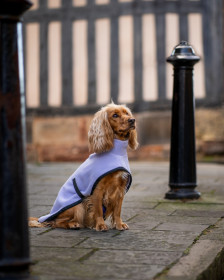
xmin=29 ymin=103 xmax=138 ymax=231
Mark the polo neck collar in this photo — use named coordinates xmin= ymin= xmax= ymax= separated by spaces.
xmin=110 ymin=139 xmax=129 ymax=156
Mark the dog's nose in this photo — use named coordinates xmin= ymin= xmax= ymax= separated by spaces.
xmin=128 ymin=118 xmax=135 ymax=125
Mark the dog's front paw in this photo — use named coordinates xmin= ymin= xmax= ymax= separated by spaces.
xmin=96 ymin=223 xmax=109 ymax=232
xmin=116 ymin=223 xmax=129 ymax=231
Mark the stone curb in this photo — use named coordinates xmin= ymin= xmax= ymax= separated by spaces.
xmin=155 ymin=218 xmax=224 ymax=280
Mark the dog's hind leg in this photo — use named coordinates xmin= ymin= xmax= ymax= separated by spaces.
xmin=50 ymin=216 xmax=71 ymax=229
xmin=68 ymin=204 xmax=85 ymax=229
xmin=29 ymin=217 xmax=47 ymax=228
xmin=52 ymin=204 xmax=85 ymax=229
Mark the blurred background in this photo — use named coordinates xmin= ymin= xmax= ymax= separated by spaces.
xmin=23 ymin=0 xmax=224 ymax=162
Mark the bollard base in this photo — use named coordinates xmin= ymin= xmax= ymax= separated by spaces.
xmin=165 ymin=188 xmax=201 ymax=200
xmin=0 ymin=258 xmax=31 ymax=272
xmin=0 ymin=273 xmax=38 ymax=280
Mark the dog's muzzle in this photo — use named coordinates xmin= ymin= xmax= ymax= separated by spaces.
xmin=128 ymin=118 xmax=136 ymax=129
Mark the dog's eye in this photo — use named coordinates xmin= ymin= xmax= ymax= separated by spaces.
xmin=113 ymin=114 xmax=118 ymax=118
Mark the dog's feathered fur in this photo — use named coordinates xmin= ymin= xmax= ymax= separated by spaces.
xmin=29 ymin=103 xmax=138 ymax=231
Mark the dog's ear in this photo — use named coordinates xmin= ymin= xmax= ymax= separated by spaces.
xmin=88 ymin=109 xmax=114 ymax=153
xmin=128 ymin=129 xmax=139 ymax=150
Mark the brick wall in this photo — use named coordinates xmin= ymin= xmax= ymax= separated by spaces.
xmin=26 ymin=108 xmax=224 ymax=162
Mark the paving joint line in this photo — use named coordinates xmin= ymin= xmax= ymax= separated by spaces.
xmin=151 ymin=222 xmax=163 ymax=231
xmin=37 ymin=228 xmax=55 ymax=235
xmin=168 ymin=209 xmax=177 ymax=216
xmin=112 ymin=231 xmax=121 ymax=237
xmin=125 ymin=214 xmax=139 ymax=222
xmin=153 ymin=202 xmax=161 ymax=209
xmin=73 ymin=237 xmax=89 ymax=247
xmin=78 ymin=248 xmax=99 ymax=262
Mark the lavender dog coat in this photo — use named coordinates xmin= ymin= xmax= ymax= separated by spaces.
xmin=39 ymin=139 xmax=132 ymax=222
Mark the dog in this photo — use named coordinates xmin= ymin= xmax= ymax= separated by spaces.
xmin=29 ymin=103 xmax=138 ymax=231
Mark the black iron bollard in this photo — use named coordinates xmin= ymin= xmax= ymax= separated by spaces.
xmin=165 ymin=41 xmax=201 ymax=200
xmin=0 ymin=0 xmax=32 ymax=271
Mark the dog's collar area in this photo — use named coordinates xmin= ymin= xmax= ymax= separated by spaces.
xmin=115 ymin=132 xmax=130 ymax=140
xmin=110 ymin=139 xmax=129 ymax=156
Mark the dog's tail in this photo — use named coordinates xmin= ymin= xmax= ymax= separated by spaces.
xmin=29 ymin=217 xmax=48 ymax=228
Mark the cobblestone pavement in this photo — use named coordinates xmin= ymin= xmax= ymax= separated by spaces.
xmin=28 ymin=162 xmax=224 ymax=280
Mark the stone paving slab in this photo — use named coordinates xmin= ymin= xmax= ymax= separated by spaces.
xmin=30 ymin=247 xmax=92 ymax=263
xmin=28 ymin=205 xmax=52 ymax=217
xmin=84 ymin=249 xmax=182 ymax=266
xmin=155 ymin=202 xmax=224 ymax=212
xmin=128 ymin=211 xmax=218 ymax=226
xmin=26 ymin=162 xmax=224 ymax=280
xmin=75 ymin=232 xmax=192 ymax=252
xmin=154 ymin=222 xmax=208 ymax=233
xmin=31 ymin=262 xmax=165 ymax=280
xmin=171 ymin=209 xmax=224 ymax=218
xmin=30 ymin=231 xmax=86 ymax=248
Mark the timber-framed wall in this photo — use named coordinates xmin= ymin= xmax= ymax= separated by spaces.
xmin=23 ymin=0 xmax=223 ymax=117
